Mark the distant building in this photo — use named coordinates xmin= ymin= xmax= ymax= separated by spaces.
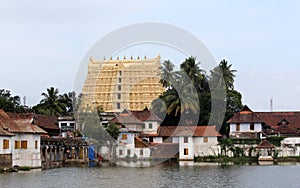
xmin=81 ymin=55 xmax=164 ymax=112
xmin=58 ymin=116 xmax=75 ymax=137
xmin=227 ymin=105 xmax=300 ymax=138
xmin=7 ymin=113 xmax=60 ymax=137
xmin=0 ymin=109 xmax=47 ymax=168
xmin=99 ymin=109 xmax=221 ymax=161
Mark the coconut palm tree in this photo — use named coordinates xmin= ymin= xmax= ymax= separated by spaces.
xmin=180 ymin=57 xmax=205 ymax=92
xmin=159 ymin=60 xmax=178 ymax=88
xmin=219 ymin=59 xmax=237 ymax=90
xmin=36 ymin=87 xmax=66 ymax=116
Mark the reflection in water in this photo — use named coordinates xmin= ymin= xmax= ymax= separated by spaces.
xmin=1 ymin=163 xmax=300 ymax=188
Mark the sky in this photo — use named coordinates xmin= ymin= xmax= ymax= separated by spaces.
xmin=1 ymin=0 xmax=300 ymax=111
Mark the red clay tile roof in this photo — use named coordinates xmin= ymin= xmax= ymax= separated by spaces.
xmin=131 ymin=109 xmax=162 ymax=122
xmin=110 ymin=112 xmax=144 ymax=125
xmin=257 ymin=140 xmax=275 ymax=148
xmin=227 ymin=105 xmax=264 ymax=124
xmin=0 ymin=109 xmax=47 ymax=134
xmin=158 ymin=126 xmax=221 ymax=137
xmin=256 ymin=112 xmax=300 ymax=130
xmin=272 ymin=125 xmax=296 ymax=134
xmin=7 ymin=112 xmax=59 ymax=130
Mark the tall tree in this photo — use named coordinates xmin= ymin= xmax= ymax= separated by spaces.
xmin=159 ymin=60 xmax=178 ymax=88
xmin=219 ymin=59 xmax=237 ymax=90
xmin=0 ymin=89 xmax=29 ymax=113
xmin=33 ymin=87 xmax=67 ymax=116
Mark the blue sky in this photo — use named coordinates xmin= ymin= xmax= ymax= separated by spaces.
xmin=1 ymin=1 xmax=300 ymax=111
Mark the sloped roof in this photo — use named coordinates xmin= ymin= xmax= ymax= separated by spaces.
xmin=157 ymin=126 xmax=221 ymax=137
xmin=256 ymin=112 xmax=300 ymax=130
xmin=110 ymin=111 xmax=144 ymax=125
xmin=7 ymin=112 xmax=59 ymax=130
xmin=0 ymin=110 xmax=46 ymax=134
xmin=272 ymin=125 xmax=296 ymax=134
xmin=0 ymin=122 xmax=15 ymax=136
xmin=131 ymin=109 xmax=162 ymax=122
xmin=227 ymin=105 xmax=264 ymax=124
xmin=257 ymin=140 xmax=275 ymax=148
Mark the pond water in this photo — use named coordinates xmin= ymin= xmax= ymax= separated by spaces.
xmin=1 ymin=162 xmax=300 ymax=188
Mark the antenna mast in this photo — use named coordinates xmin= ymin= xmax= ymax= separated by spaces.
xmin=270 ymin=98 xmax=273 ymax=112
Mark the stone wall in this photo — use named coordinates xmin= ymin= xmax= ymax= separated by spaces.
xmin=0 ymin=154 xmax=12 ymax=168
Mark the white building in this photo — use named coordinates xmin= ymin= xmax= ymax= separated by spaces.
xmin=227 ymin=105 xmax=265 ymax=139
xmin=0 ymin=109 xmax=47 ymax=168
xmin=153 ymin=126 xmax=221 ymax=160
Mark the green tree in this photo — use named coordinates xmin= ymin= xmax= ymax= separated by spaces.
xmin=33 ymin=87 xmax=73 ymax=116
xmin=0 ymin=89 xmax=30 ymax=113
xmin=159 ymin=60 xmax=178 ymax=88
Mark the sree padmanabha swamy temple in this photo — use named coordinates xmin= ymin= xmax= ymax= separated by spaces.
xmin=81 ymin=55 xmax=164 ymax=112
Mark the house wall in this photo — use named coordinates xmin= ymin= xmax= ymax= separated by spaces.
xmin=153 ymin=137 xmax=163 ymax=143
xmin=178 ymin=136 xmax=194 ymax=160
xmin=0 ymin=136 xmax=13 ymax=154
xmin=230 ymin=123 xmax=262 ymax=132
xmin=118 ymin=132 xmax=137 ymax=146
xmin=142 ymin=121 xmax=159 ymax=134
xmin=12 ymin=133 xmax=42 ymax=168
xmin=116 ymin=145 xmax=151 ymax=159
xmin=193 ymin=136 xmax=219 ymax=157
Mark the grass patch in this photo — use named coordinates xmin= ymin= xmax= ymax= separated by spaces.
xmin=18 ymin=166 xmax=31 ymax=171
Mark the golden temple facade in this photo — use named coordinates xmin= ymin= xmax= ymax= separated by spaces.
xmin=81 ymin=55 xmax=164 ymax=112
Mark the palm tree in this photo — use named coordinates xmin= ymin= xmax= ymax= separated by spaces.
xmin=159 ymin=60 xmax=178 ymax=88
xmin=219 ymin=59 xmax=236 ymax=90
xmin=180 ymin=57 xmax=205 ymax=92
xmin=210 ymin=59 xmax=236 ymax=91
xmin=39 ymin=87 xmax=66 ymax=116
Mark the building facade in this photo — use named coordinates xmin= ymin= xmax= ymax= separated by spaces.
xmin=81 ymin=55 xmax=164 ymax=112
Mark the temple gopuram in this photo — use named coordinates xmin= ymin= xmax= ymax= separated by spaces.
xmin=81 ymin=55 xmax=164 ymax=112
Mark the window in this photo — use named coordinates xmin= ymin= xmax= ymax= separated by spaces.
xmin=119 ymin=71 xmax=122 ymax=76
xmin=3 ymin=139 xmax=9 ymax=149
xmin=203 ymin=137 xmax=208 ymax=143
xmin=35 ymin=140 xmax=38 ymax=149
xmin=119 ymin=78 xmax=122 ymax=83
xmin=142 ymin=124 xmax=145 ymax=129
xmin=184 ymin=148 xmax=188 ymax=155
xmin=149 ymin=123 xmax=153 ymax=129
xmin=127 ymin=149 xmax=131 ymax=156
xmin=236 ymin=123 xmax=240 ymax=131
xmin=250 ymin=123 xmax=255 ymax=130
xmin=122 ymin=134 xmax=127 ymax=140
xmin=117 ymin=93 xmax=121 ymax=100
xmin=140 ymin=149 xmax=143 ymax=156
xmin=117 ymin=102 xmax=121 ymax=109
xmin=15 ymin=140 xmax=20 ymax=149
xmin=184 ymin=137 xmax=188 ymax=143
xmin=21 ymin=140 xmax=27 ymax=149
xmin=119 ymin=149 xmax=123 ymax=155
xmin=118 ymin=85 xmax=121 ymax=91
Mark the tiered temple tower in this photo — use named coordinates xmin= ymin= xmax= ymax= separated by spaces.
xmin=81 ymin=55 xmax=164 ymax=112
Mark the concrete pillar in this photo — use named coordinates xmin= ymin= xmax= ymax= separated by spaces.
xmin=54 ymin=146 xmax=57 ymax=162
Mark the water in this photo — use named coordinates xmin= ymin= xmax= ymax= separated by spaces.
xmin=1 ymin=162 xmax=300 ymax=188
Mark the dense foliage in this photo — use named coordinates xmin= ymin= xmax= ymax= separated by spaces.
xmin=152 ymin=57 xmax=243 ymax=135
xmin=0 ymin=89 xmax=31 ymax=113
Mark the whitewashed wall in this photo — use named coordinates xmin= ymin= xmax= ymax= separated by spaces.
xmin=12 ymin=133 xmax=42 ymax=168
xmin=193 ymin=137 xmax=219 ymax=157
xmin=178 ymin=136 xmax=194 ymax=160
xmin=0 ymin=136 xmax=13 ymax=154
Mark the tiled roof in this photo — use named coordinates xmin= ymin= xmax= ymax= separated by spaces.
xmin=7 ymin=112 xmax=59 ymax=130
xmin=0 ymin=109 xmax=47 ymax=134
xmin=110 ymin=112 xmax=144 ymax=125
xmin=257 ymin=140 xmax=275 ymax=148
xmin=227 ymin=105 xmax=264 ymax=124
xmin=272 ymin=125 xmax=296 ymax=134
xmin=256 ymin=112 xmax=300 ymax=130
xmin=157 ymin=126 xmax=221 ymax=137
xmin=0 ymin=122 xmax=15 ymax=136
xmin=131 ymin=109 xmax=162 ymax=122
